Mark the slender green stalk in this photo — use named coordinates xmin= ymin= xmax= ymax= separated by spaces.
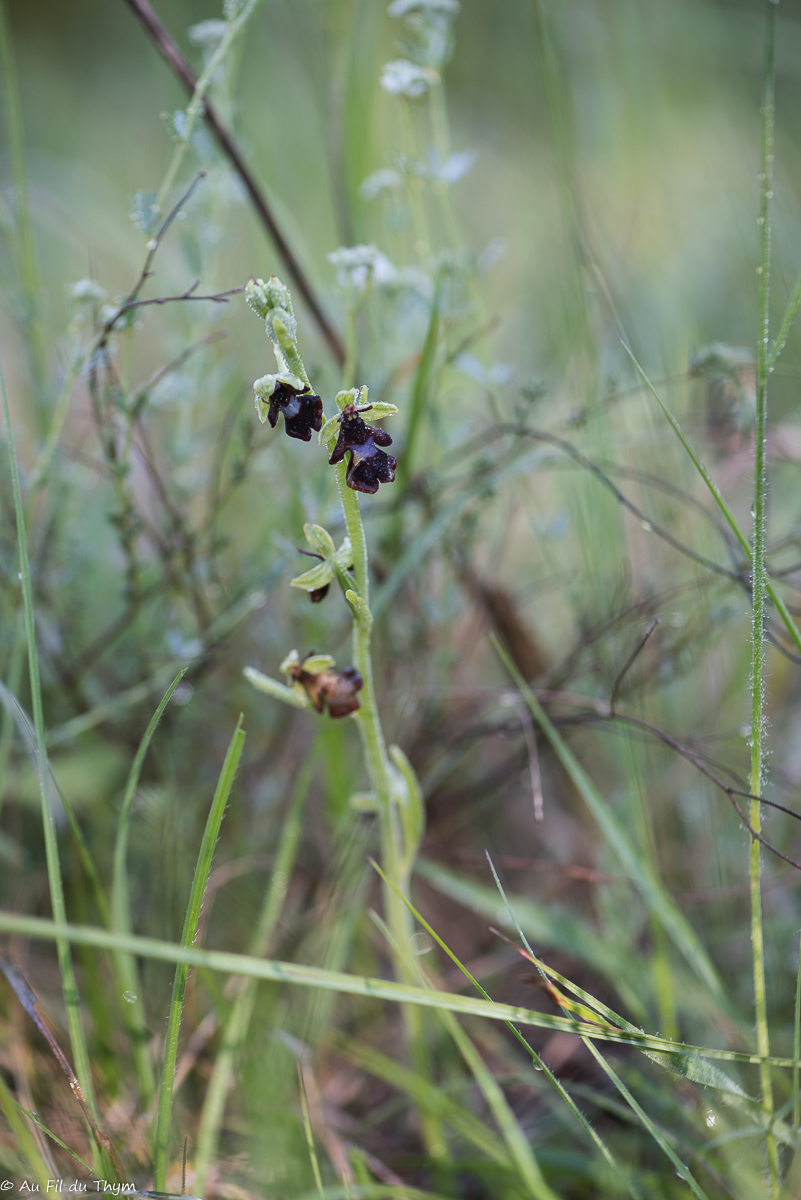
xmin=621 ymin=340 xmax=801 ymax=657
xmin=0 ymin=616 xmax=25 ymax=823
xmin=193 ymin=753 xmax=317 ymax=1193
xmin=491 ymin=634 xmax=726 ymax=1006
xmin=0 ymin=1073 xmax=53 ymax=1191
xmin=794 ymin=934 xmax=801 ymax=1135
xmin=111 ymin=669 xmax=186 ymax=1105
xmin=1 ymin=362 xmax=99 ymax=1127
xmin=583 ymin=1041 xmax=709 ymax=1200
xmin=153 ymin=717 xmax=246 ymax=1191
xmin=298 ymin=1066 xmax=325 ymax=1196
xmin=751 ymin=6 xmax=779 ymax=1191
xmin=156 ymin=0 xmax=264 ymax=207
xmin=372 ymin=861 xmax=643 ymax=1199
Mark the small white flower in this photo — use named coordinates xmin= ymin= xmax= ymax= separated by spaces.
xmin=388 ymin=0 xmax=459 ymax=16
xmin=380 ymin=59 xmax=438 ymax=98
xmin=327 ymin=244 xmax=397 ymax=291
xmin=359 ymin=168 xmax=403 ymax=200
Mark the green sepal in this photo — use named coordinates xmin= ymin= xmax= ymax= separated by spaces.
xmin=303 ymin=523 xmax=337 ymax=558
xmin=363 ymin=402 xmax=399 ymax=421
xmin=243 ymin=666 xmax=310 ymax=710
xmin=290 ymin=561 xmax=333 ymax=592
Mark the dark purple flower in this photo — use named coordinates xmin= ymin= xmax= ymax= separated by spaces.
xmin=328 ymin=404 xmax=397 ymax=494
xmin=267 ymin=380 xmax=323 ymax=442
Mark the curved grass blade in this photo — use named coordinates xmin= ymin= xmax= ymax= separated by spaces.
xmin=193 ymin=751 xmax=317 ymax=1193
xmin=0 ymin=1072 xmax=53 ymax=1190
xmin=111 ymin=669 xmax=186 ymax=1105
xmin=370 ymin=860 xmax=643 ymax=1200
xmin=1 ymin=907 xmax=799 ymax=1071
xmin=491 ymin=633 xmax=726 ymax=1009
xmin=583 ymin=1041 xmax=709 ymax=1200
xmin=152 ymin=716 xmax=246 ymax=1191
xmin=1 ymin=359 xmax=99 ymax=1131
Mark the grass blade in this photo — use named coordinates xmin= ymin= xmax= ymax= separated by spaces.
xmin=193 ymin=752 xmax=317 ymax=1193
xmin=1 ymin=360 xmax=99 ymax=1131
xmin=490 ymin=633 xmax=726 ymax=1008
xmin=2 ymin=906 xmax=800 ymax=1071
xmin=583 ymin=1040 xmax=710 ymax=1200
xmin=152 ymin=716 xmax=246 ymax=1190
xmin=111 ymin=669 xmax=186 ymax=1105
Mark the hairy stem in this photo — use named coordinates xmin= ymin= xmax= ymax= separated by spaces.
xmin=751 ymin=3 xmax=779 ymax=1193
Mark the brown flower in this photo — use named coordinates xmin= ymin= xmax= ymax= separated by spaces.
xmin=289 ymin=658 xmax=363 ymax=718
xmin=328 ymin=404 xmax=396 ymax=494
xmin=267 ymin=380 xmax=323 ymax=442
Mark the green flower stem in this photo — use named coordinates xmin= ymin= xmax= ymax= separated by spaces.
xmin=751 ymin=4 xmax=779 ymax=1194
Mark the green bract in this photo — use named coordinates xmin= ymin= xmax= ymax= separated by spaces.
xmin=290 ymin=524 xmax=353 ymax=595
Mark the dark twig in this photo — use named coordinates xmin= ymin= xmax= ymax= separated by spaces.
xmin=99 ymin=171 xmax=208 ymax=344
xmin=505 ymin=425 xmax=744 ymax=583
xmin=540 ymin=692 xmax=801 ymax=871
xmin=610 ymin=618 xmax=660 ymax=713
xmin=109 ymin=283 xmax=244 ymax=327
xmin=0 ymin=959 xmax=126 ymax=1180
xmin=122 ymin=0 xmax=346 ymax=366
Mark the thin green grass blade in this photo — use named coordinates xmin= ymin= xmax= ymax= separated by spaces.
xmin=2 ymin=907 xmax=799 ymax=1071
xmin=338 ymin=1037 xmax=514 ymax=1171
xmin=370 ymin=861 xmax=643 ymax=1199
xmin=415 ymin=856 xmax=644 ymax=1020
xmin=1 ymin=360 xmax=99 ymax=1127
xmin=620 ymin=339 xmax=801 ymax=658
xmin=491 ymin=633 xmax=726 ymax=1008
xmin=11 ymin=1100 xmax=97 ymax=1178
xmin=0 ymin=1073 xmax=53 ymax=1190
xmin=583 ymin=1040 xmax=710 ymax=1200
xmin=298 ymin=1064 xmax=325 ymax=1196
xmin=153 ymin=716 xmax=246 ymax=1190
xmin=0 ymin=680 xmax=110 ymax=927
xmin=371 ymin=906 xmax=557 ymax=1199
xmin=0 ymin=619 xmax=25 ymax=824
xmin=749 ymin=7 xmax=780 ymax=1189
xmin=795 ymin=934 xmax=801 ymax=1136
xmin=111 ymin=669 xmax=186 ymax=1105
xmin=194 ymin=752 xmax=317 ymax=1193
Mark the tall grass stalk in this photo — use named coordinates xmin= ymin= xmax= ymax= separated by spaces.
xmin=193 ymin=752 xmax=317 ymax=1193
xmin=751 ymin=4 xmax=779 ymax=1191
xmin=1 ymin=363 xmax=100 ymax=1134
xmin=153 ymin=717 xmax=246 ymax=1191
xmin=111 ymin=669 xmax=187 ymax=1105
